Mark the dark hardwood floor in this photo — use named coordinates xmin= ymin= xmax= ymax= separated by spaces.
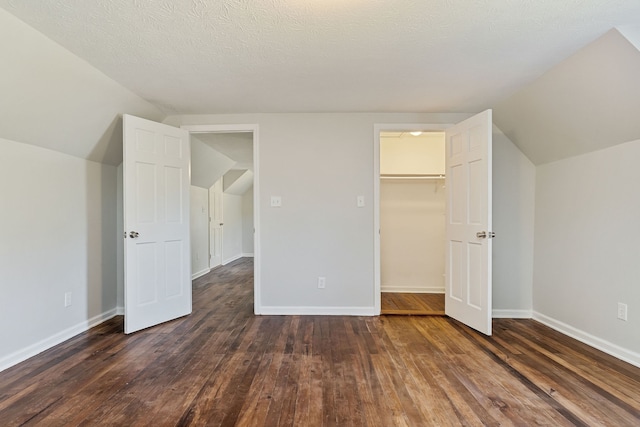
xmin=1 ymin=258 xmax=639 ymax=426
xmin=381 ymin=292 xmax=445 ymax=315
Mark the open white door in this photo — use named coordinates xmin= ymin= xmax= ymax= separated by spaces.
xmin=445 ymin=109 xmax=493 ymax=335
xmin=123 ymin=114 xmax=192 ymax=334
xmin=209 ymin=179 xmax=223 ymax=268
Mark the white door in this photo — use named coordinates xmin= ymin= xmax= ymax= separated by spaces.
xmin=209 ymin=179 xmax=223 ymax=268
xmin=123 ymin=114 xmax=192 ymax=334
xmin=445 ymin=109 xmax=493 ymax=335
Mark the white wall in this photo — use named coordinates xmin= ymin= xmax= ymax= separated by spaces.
xmin=533 ymin=139 xmax=640 ymax=364
xmin=380 ymin=179 xmax=446 ymax=293
xmin=166 ymin=113 xmax=534 ymax=316
xmin=190 ymin=186 xmax=210 ymax=278
xmin=492 ymin=128 xmax=536 ymax=316
xmin=242 ymin=188 xmax=255 ymax=255
xmin=0 ymin=9 xmax=165 ymax=372
xmin=0 ymin=138 xmax=118 ymax=370
xmin=166 ymin=113 xmax=479 ymax=313
xmin=223 ymin=193 xmax=244 ymax=264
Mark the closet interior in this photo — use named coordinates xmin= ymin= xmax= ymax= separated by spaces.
xmin=380 ymin=131 xmax=446 ymax=315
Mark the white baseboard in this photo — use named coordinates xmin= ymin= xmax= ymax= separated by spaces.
xmin=0 ymin=308 xmax=119 ymax=373
xmin=222 ymin=253 xmax=243 ymax=265
xmin=257 ymin=306 xmax=377 ymax=316
xmin=242 ymin=252 xmax=254 ymax=257
xmin=492 ymin=309 xmax=532 ymax=319
xmin=381 ymin=287 xmax=445 ymax=294
xmin=116 ymin=306 xmax=124 ymax=315
xmin=533 ymin=311 xmax=640 ymax=368
xmin=191 ymin=268 xmax=210 ymax=280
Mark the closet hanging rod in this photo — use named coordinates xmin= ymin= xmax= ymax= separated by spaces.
xmin=380 ymin=174 xmax=445 ymax=180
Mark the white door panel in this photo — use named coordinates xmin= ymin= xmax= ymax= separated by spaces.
xmin=445 ymin=109 xmax=493 ymax=335
xmin=124 ymin=114 xmax=192 ymax=334
xmin=209 ymin=179 xmax=223 ymax=268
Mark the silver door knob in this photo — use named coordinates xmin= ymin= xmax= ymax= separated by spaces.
xmin=129 ymin=231 xmax=140 ymax=238
xmin=476 ymin=231 xmax=495 ymax=239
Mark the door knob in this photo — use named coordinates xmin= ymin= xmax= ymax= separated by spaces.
xmin=129 ymin=231 xmax=140 ymax=238
xmin=476 ymin=231 xmax=495 ymax=239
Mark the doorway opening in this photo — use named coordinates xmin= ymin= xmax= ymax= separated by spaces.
xmin=373 ymin=124 xmax=451 ymax=316
xmin=374 ymin=112 xmax=494 ymax=334
xmin=183 ymin=124 xmax=261 ymax=314
xmin=378 ymin=130 xmax=446 ymax=315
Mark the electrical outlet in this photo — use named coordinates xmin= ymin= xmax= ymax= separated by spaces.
xmin=318 ymin=277 xmax=326 ymax=289
xmin=617 ymin=303 xmax=628 ymax=321
xmin=64 ymin=292 xmax=72 ymax=307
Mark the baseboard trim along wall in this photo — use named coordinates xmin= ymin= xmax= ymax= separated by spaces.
xmin=533 ymin=311 xmax=640 ymax=368
xmin=492 ymin=309 xmax=532 ymax=319
xmin=258 ymin=306 xmax=377 ymax=316
xmin=222 ymin=254 xmax=244 ymax=265
xmin=381 ymin=287 xmax=445 ymax=294
xmin=242 ymin=252 xmax=254 ymax=257
xmin=0 ymin=308 xmax=119 ymax=373
xmin=191 ymin=268 xmax=211 ymax=280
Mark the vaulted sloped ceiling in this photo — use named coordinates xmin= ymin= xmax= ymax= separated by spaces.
xmin=190 ymin=136 xmax=236 ymax=189
xmin=0 ymin=8 xmax=164 ymax=165
xmin=1 ymin=2 xmax=640 ymax=165
xmin=196 ymin=133 xmax=253 ymax=171
xmin=494 ymin=29 xmax=640 ymax=165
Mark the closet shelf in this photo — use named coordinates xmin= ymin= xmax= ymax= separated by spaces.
xmin=380 ymin=174 xmax=445 ymax=180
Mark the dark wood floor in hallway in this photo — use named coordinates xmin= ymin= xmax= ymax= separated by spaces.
xmin=1 ymin=257 xmax=639 ymax=426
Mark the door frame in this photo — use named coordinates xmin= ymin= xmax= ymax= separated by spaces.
xmin=373 ymin=123 xmax=452 ymax=314
xmin=181 ymin=123 xmax=262 ymax=315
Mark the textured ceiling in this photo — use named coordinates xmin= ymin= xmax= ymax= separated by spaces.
xmin=1 ymin=0 xmax=639 ymax=115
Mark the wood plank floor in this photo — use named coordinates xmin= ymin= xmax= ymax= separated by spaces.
xmin=1 ymin=258 xmax=639 ymax=426
xmin=381 ymin=292 xmax=445 ymax=315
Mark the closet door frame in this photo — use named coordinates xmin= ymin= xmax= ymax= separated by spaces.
xmin=373 ymin=123 xmax=451 ymax=315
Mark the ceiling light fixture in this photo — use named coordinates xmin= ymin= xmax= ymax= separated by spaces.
xmin=410 ymin=131 xmax=422 ymax=136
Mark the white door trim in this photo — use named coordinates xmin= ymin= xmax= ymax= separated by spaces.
xmin=373 ymin=123 xmax=453 ymax=315
xmin=181 ymin=123 xmax=262 ymax=315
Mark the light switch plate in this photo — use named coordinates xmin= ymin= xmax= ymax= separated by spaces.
xmin=357 ymin=195 xmax=365 ymax=208
xmin=271 ymin=196 xmax=282 ymax=207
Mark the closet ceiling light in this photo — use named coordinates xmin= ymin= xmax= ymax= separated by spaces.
xmin=410 ymin=131 xmax=422 ymax=136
